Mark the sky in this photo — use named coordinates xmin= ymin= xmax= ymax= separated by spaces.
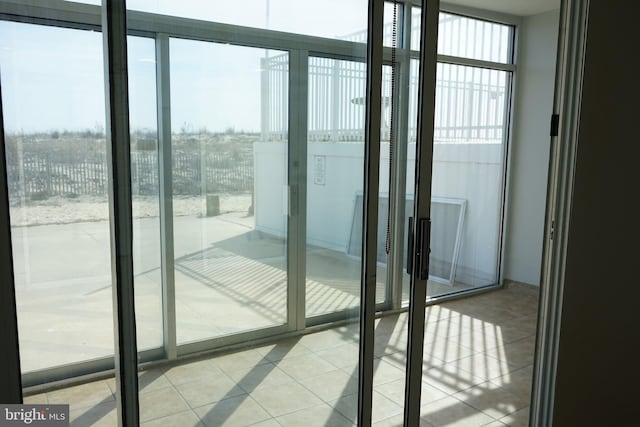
xmin=0 ymin=0 xmax=367 ymax=133
xmin=69 ymin=0 xmax=368 ymax=39
xmin=0 ymin=2 xmax=510 ymax=134
xmin=0 ymin=0 xmax=368 ymax=134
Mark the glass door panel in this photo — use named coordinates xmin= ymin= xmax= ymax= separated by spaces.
xmin=169 ymin=39 xmax=289 ymax=344
xmin=128 ymin=35 xmax=164 ymax=352
xmin=395 ymin=6 xmax=517 ymax=426
xmin=428 ymin=63 xmax=509 ymax=296
xmin=0 ymin=21 xmax=114 ymax=375
xmin=305 ymin=57 xmax=367 ymax=319
xmin=403 ymin=62 xmax=511 ymax=302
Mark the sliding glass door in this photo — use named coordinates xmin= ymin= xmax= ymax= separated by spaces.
xmin=0 ymin=19 xmax=167 ymax=384
xmin=123 ymin=1 xmax=372 ymax=425
xmin=395 ymin=4 xmax=517 ymax=425
xmin=0 ymin=0 xmax=520 ymax=425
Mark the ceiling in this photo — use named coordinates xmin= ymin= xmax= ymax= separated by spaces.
xmin=444 ymin=0 xmax=560 ymax=16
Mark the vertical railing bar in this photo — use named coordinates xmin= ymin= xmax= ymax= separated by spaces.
xmin=498 ymin=24 xmax=504 ymax=64
xmin=466 ymin=66 xmax=473 ymax=140
xmin=494 ymin=71 xmax=502 ymax=140
xmin=331 ymin=60 xmax=340 ymax=142
xmin=489 ymin=21 xmax=495 ymax=62
xmin=262 ymin=57 xmax=269 ymax=140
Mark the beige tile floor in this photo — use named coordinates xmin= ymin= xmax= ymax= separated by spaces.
xmin=24 ymin=283 xmax=537 ymax=427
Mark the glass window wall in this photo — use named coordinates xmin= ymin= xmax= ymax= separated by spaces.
xmin=0 ymin=21 xmax=114 ymax=374
xmin=0 ymin=4 xmax=516 ymax=419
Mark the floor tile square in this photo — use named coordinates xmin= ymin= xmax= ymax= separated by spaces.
xmin=141 ymin=409 xmax=204 ymax=427
xmin=139 ymin=386 xmax=191 ymax=422
xmin=298 ymin=369 xmax=358 ymax=402
xmin=250 ymin=381 xmax=323 ymax=417
xmin=375 ymin=378 xmax=448 ymax=407
xmin=69 ymin=400 xmax=117 ymax=427
xmin=47 ymin=380 xmax=114 ymax=411
xmin=420 ymin=396 xmax=494 ymax=427
xmin=194 ymin=395 xmax=272 ymax=427
xmin=276 ymin=353 xmax=338 ymax=381
xmin=224 ymin=363 xmax=295 ymax=394
xmin=499 ymin=406 xmax=529 ymax=427
xmin=329 ymin=391 xmax=403 ymax=423
xmin=175 ymin=375 xmax=246 ymax=408
xmin=276 ymin=403 xmax=354 ymax=426
xmin=453 ymin=381 xmax=529 ymax=419
xmin=164 ymin=359 xmax=222 ymax=386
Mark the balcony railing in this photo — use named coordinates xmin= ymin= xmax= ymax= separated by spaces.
xmin=261 ymin=13 xmax=510 ymax=144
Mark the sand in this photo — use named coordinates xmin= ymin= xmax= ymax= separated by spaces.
xmin=9 ymin=194 xmax=252 ymax=227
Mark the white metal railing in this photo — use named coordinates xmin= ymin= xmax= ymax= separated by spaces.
xmin=258 ymin=12 xmax=511 ymax=144
xmin=260 ymin=53 xmax=289 ymax=142
xmin=262 ymin=53 xmax=508 ymax=144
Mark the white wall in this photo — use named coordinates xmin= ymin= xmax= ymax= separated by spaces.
xmin=410 ymin=143 xmax=505 ymax=286
xmin=255 ymin=141 xmax=504 ymax=286
xmin=306 ymin=143 xmax=364 ymax=250
xmin=253 ymin=142 xmax=288 ymax=238
xmin=504 ymin=9 xmax=560 ymax=286
xmin=254 ymin=142 xmax=364 ymax=251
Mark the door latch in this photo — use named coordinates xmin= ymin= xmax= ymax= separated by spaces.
xmin=406 ymin=217 xmax=431 ymax=280
xmin=417 ymin=218 xmax=431 ymax=280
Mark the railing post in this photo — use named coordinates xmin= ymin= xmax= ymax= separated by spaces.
xmin=260 ymin=57 xmax=270 ymax=141
xmin=331 ymin=60 xmax=340 ymax=142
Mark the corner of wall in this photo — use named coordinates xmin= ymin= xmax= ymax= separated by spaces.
xmin=503 ymin=9 xmax=560 ymax=287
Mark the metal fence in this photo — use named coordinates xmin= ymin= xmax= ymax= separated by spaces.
xmin=263 ymin=53 xmax=508 ymax=144
xmin=6 ymin=146 xmax=254 ymax=201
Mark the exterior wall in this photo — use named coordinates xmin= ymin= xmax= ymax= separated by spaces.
xmin=253 ymin=141 xmax=363 ymax=251
xmin=504 ymin=9 xmax=560 ymax=286
xmin=255 ymin=141 xmax=504 ymax=285
xmin=253 ymin=141 xmax=288 ymax=238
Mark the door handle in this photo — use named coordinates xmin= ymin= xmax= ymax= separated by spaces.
xmin=407 ymin=217 xmax=431 ymax=280
xmin=406 ymin=217 xmax=414 ymax=275
xmin=417 ymin=218 xmax=431 ymax=280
